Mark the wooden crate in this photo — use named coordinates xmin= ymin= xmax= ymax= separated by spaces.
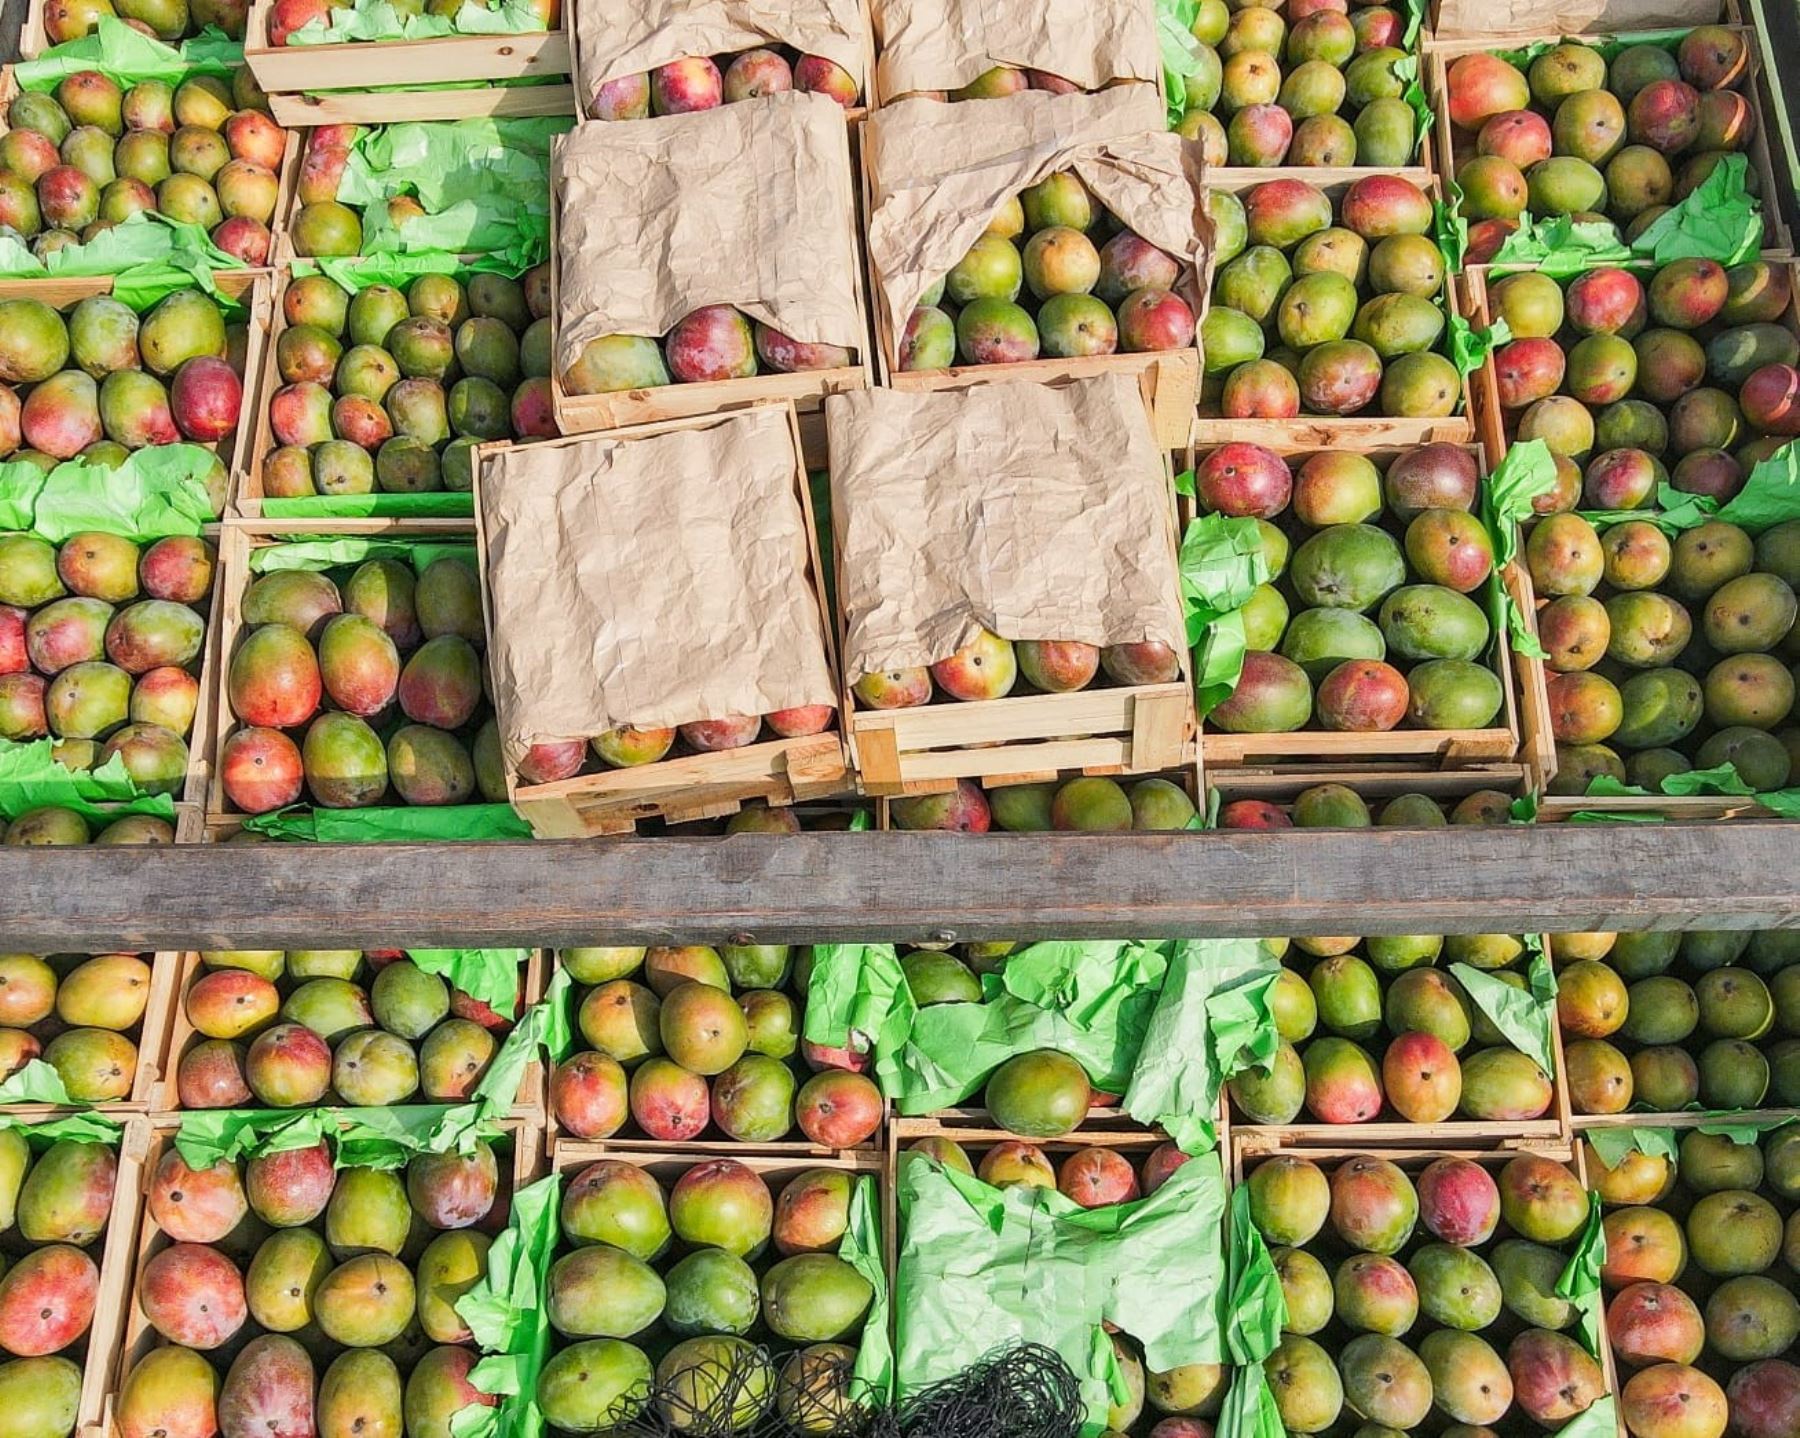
xmin=1206 ymin=762 xmax=1535 ymax=821
xmin=547 ymin=121 xmax=873 ymax=446
xmin=544 ymin=945 xmax=884 ymax=1156
xmin=235 ymin=257 xmax=524 ymax=517
xmin=1575 ymin=1104 xmax=1800 ymax=1132
xmin=1194 ymin=169 xmax=1475 ymax=448
xmin=473 ymin=408 xmax=853 ymax=838
xmin=11 ymin=1114 xmax=149 ymax=1438
xmin=569 ymin=0 xmax=878 ymax=124
xmin=1227 ymin=932 xmax=1574 ymax=1147
xmin=243 ymin=0 xmax=573 ymax=126
xmin=107 ymin=1116 xmax=543 ymax=1437
xmin=839 ymin=436 xmax=1194 ymax=798
xmin=1426 ymin=22 xmax=1794 ymax=260
xmin=150 ymin=947 xmax=547 ymax=1120
xmin=0 ymin=951 xmax=180 ymax=1119
xmin=1183 ymin=436 xmax=1545 ymax=772
xmin=204 ymin=514 xmax=481 ymax=822
xmin=858 ymin=114 xmax=1200 ymax=450
xmin=1426 ymin=0 xmax=1745 ymax=41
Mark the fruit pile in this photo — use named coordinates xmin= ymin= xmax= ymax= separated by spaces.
xmin=1248 ymin=1152 xmax=1610 ymax=1435
xmin=0 ymin=527 xmax=215 ymax=807
xmin=1193 ymin=442 xmax=1509 ymax=738
xmin=900 ymin=1135 xmax=1222 ymax=1437
xmin=887 ymin=772 xmax=1198 ymax=832
xmin=1174 ymin=0 xmax=1420 ymax=170
xmin=1551 ymin=927 xmax=1800 ymax=1115
xmin=119 ymin=1136 xmax=514 ymax=1438
xmin=0 ymin=290 xmax=245 ymax=464
xmin=550 ymin=944 xmax=883 ymax=1147
xmin=1216 ymin=780 xmax=1518 ymax=827
xmin=0 ymin=951 xmax=155 ymax=1101
xmin=219 ymin=545 xmax=495 ymax=815
xmin=561 ymin=297 xmax=859 ymax=392
xmin=267 ymin=0 xmax=556 ymax=46
xmin=509 ymin=706 xmax=838 ymax=792
xmin=0 ymin=65 xmax=284 ymax=266
xmin=893 ymin=173 xmax=1196 ymax=370
xmin=909 ymin=65 xmax=1106 ymax=103
xmin=854 ymin=627 xmax=1182 ymax=711
xmin=538 ymin=1156 xmax=878 ymax=1433
xmin=1203 ymin=177 xmax=1462 ymax=419
xmin=1444 ymin=28 xmax=1762 ymax=254
xmin=1484 ymin=259 xmax=1796 ymax=504
xmin=1586 ymin=1126 xmax=1798 ymax=1438
xmin=265 ymin=267 xmax=556 ymax=502
xmin=41 ymin=0 xmax=232 ymax=47
xmin=1227 ymin=932 xmax=1557 ymax=1125
xmin=173 ymin=948 xmax=528 ymax=1110
xmin=584 ymin=48 xmax=860 ymax=120
xmin=0 ymin=1130 xmax=121 ymax=1428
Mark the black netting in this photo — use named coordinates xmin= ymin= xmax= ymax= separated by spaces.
xmin=589 ymin=1340 xmax=1085 ymax=1438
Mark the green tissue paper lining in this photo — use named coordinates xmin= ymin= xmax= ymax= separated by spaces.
xmin=0 ymin=1059 xmax=74 ymax=1105
xmin=1450 ymin=940 xmax=1556 ymax=1076
xmin=407 ymin=948 xmax=529 ymax=1015
xmin=843 ymin=1175 xmax=896 ymax=1401
xmin=0 ymin=1110 xmax=123 ymax=1145
xmin=290 ymin=0 xmax=549 ymax=46
xmin=802 ymin=942 xmax=915 ymax=1081
xmin=455 ymin=1171 xmax=558 ymax=1438
xmin=242 ymin=803 xmax=532 ymax=842
xmin=173 ymin=1104 xmax=501 ymax=1171
xmin=1156 ymin=0 xmax=1205 ymax=131
xmin=0 ymin=738 xmax=175 ymax=823
xmin=0 ymin=206 xmax=245 ymax=285
xmin=1481 ymin=438 xmax=1557 ymax=660
xmin=1179 ymin=512 xmax=1270 ymax=717
xmin=894 ymin=1149 xmax=1226 ymax=1434
xmin=15 ymin=19 xmax=239 ymax=89
xmin=0 ymin=444 xmax=217 ymax=537
xmin=1583 ymin=1125 xmax=1677 ymax=1168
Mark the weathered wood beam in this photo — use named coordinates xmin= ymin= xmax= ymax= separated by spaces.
xmin=0 ymin=823 xmax=1791 ymax=949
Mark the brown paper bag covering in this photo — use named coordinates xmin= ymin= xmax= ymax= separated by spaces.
xmin=1431 ymin=0 xmax=1723 ymax=36
xmin=479 ymin=408 xmax=838 ymax=770
xmin=872 ymin=0 xmax=1159 ymax=100
xmin=554 ymin=92 xmax=864 ymax=378
xmin=825 ymin=374 xmax=1184 ymax=684
xmin=865 ymin=87 xmax=1209 ymax=350
xmin=576 ymin=0 xmax=869 ymax=107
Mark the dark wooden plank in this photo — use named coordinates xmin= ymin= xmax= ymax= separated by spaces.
xmin=0 ymin=823 xmax=1795 ymax=949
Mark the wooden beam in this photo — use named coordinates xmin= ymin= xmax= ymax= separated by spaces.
xmin=1 ymin=823 xmax=1794 ymax=949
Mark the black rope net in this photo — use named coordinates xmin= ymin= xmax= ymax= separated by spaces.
xmin=594 ymin=1340 xmax=1086 ymax=1438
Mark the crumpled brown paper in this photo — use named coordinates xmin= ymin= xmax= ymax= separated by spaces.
xmin=864 ymin=86 xmax=1208 ymax=356
xmin=825 ymin=374 xmax=1184 ymax=683
xmin=575 ymin=0 xmax=870 ymax=113
xmin=554 ymin=92 xmax=865 ymax=378
xmin=1431 ymin=0 xmax=1720 ymax=36
xmin=872 ymin=0 xmax=1160 ymax=102
xmin=477 ymin=407 xmax=838 ymax=771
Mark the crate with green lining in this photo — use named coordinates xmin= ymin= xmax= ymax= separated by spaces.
xmin=270 ymin=113 xmax=568 ymax=266
xmin=1549 ymin=924 xmax=1800 ymax=1123
xmin=1196 ymin=170 xmax=1482 ymax=446
xmin=154 ymin=945 xmax=548 ymax=1120
xmin=1574 ymin=1117 xmax=1798 ymax=1438
xmin=891 ymin=1117 xmax=1228 ymax=1437
xmin=803 ymin=938 xmax=1231 ymax=1153
xmin=1426 ymin=20 xmax=1792 ymax=269
xmin=1489 ymin=425 xmax=1800 ymax=818
xmin=22 ymin=0 xmax=245 ymax=59
xmin=205 ymin=518 xmax=538 ymax=842
xmin=238 ymin=253 xmax=555 ymax=518
xmin=0 ymin=1112 xmax=145 ymax=1438
xmin=1179 ymin=434 xmax=1550 ymax=771
xmin=1224 ymin=1136 xmax=1618 ymax=1438
xmin=1162 ymin=0 xmax=1433 ymax=173
xmin=0 ymin=22 xmax=289 ymax=279
xmin=534 ymin=1141 xmax=891 ymax=1435
xmin=111 ymin=1110 xmax=545 ymax=1438
xmin=0 ymin=946 xmax=180 ymax=1114
xmin=243 ymin=0 xmax=570 ymax=128
xmin=0 ymin=445 xmax=230 ymax=844
xmin=1209 ymin=922 xmax=1571 ymax=1141
xmin=545 ymin=938 xmax=889 ymax=1156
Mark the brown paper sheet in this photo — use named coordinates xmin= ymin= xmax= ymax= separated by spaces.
xmin=1431 ymin=0 xmax=1723 ymax=36
xmin=576 ymin=0 xmax=870 ymax=109
xmin=864 ymin=86 xmax=1209 ymax=353
xmin=825 ymin=374 xmax=1184 ymax=684
xmin=554 ymin=92 xmax=865 ymax=377
xmin=872 ymin=0 xmax=1160 ymax=101
xmin=478 ymin=408 xmax=838 ymax=770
